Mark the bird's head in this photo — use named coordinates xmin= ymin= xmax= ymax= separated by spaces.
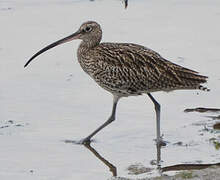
xmin=78 ymin=21 xmax=102 ymax=43
xmin=24 ymin=21 xmax=102 ymax=68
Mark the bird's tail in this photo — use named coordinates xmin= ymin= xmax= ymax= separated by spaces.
xmin=173 ymin=64 xmax=210 ymax=91
xmin=198 ymin=85 xmax=210 ymax=92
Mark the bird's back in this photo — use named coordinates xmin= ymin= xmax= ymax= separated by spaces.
xmin=78 ymin=42 xmax=209 ymax=96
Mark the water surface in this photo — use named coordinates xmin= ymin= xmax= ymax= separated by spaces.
xmin=0 ymin=0 xmax=220 ymax=179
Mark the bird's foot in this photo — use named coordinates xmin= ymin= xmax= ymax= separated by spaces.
xmin=78 ymin=138 xmax=92 ymax=145
xmin=155 ymin=136 xmax=167 ymax=147
xmin=64 ymin=138 xmax=93 ymax=145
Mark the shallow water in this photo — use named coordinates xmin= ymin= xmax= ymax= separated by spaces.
xmin=0 ymin=0 xmax=220 ymax=179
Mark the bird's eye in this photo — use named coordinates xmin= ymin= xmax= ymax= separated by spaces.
xmin=85 ymin=26 xmax=92 ymax=32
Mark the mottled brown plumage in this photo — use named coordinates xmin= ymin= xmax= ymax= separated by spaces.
xmin=79 ymin=42 xmax=208 ymax=96
xmin=24 ymin=21 xmax=209 ymax=145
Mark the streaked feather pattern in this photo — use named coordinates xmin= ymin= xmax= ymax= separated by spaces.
xmin=78 ymin=42 xmax=209 ymax=96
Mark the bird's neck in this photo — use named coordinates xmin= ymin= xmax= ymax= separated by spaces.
xmin=81 ymin=36 xmax=101 ymax=48
xmin=78 ymin=38 xmax=100 ymax=56
xmin=77 ymin=39 xmax=100 ymax=75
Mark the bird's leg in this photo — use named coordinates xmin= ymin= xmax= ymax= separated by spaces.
xmin=147 ymin=93 xmax=166 ymax=146
xmin=79 ymin=96 xmax=119 ymax=145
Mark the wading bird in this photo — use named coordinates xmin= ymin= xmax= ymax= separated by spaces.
xmin=24 ymin=21 xmax=209 ymax=145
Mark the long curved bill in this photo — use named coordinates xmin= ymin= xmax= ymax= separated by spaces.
xmin=24 ymin=31 xmax=81 ymax=68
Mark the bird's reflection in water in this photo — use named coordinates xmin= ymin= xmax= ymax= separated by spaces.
xmin=156 ymin=144 xmax=162 ymax=171
xmin=84 ymin=144 xmax=117 ymax=176
xmin=83 ymin=143 xmax=220 ymax=178
xmin=83 ymin=143 xmax=162 ymax=177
